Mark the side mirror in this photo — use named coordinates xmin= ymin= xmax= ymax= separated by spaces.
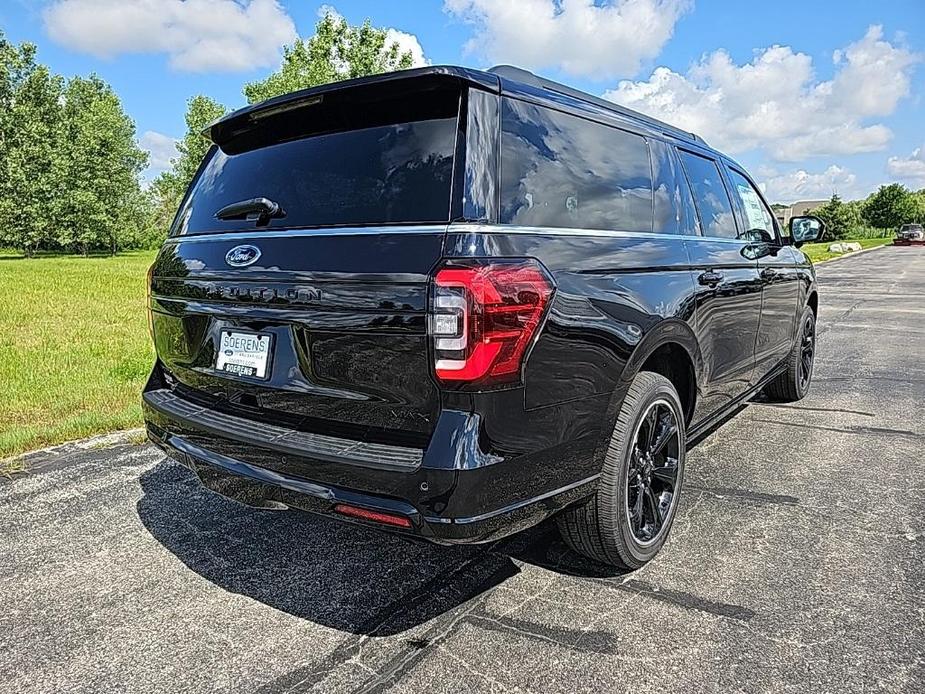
xmin=788 ymin=215 xmax=825 ymax=247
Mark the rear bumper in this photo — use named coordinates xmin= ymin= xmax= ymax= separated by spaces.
xmin=142 ymin=386 xmax=597 ymax=544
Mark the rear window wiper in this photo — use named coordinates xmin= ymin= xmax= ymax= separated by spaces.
xmin=215 ymin=197 xmax=285 ymax=225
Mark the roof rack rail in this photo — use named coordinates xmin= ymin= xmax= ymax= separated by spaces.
xmin=488 ymin=65 xmax=703 ymax=145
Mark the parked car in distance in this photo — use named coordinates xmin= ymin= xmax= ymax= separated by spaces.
xmin=143 ymin=65 xmax=824 ymax=568
xmin=896 ymin=223 xmax=924 ymax=241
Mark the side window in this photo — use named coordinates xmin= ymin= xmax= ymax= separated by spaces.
xmin=650 ymin=139 xmax=700 ymax=235
xmin=500 ymin=98 xmax=654 ymax=232
xmin=677 ymin=150 xmax=739 ymax=239
xmin=727 ymin=168 xmax=778 ymax=243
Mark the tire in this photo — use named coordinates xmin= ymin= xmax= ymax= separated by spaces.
xmin=763 ymin=307 xmax=816 ymax=403
xmin=557 ymin=371 xmax=686 ymax=569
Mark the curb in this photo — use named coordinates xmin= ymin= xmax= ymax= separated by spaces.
xmin=814 ymin=242 xmax=891 ymax=265
xmin=2 ymin=427 xmax=147 ymax=478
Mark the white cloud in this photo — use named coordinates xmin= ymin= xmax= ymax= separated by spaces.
xmin=605 ymin=26 xmax=920 ymax=161
xmin=385 ymin=28 xmax=428 ymax=68
xmin=317 ymin=6 xmax=429 ymax=69
xmin=43 ymin=0 xmax=297 ymax=72
xmin=757 ymin=165 xmax=862 ymax=204
xmin=139 ymin=130 xmax=178 ymax=174
xmin=887 ymin=145 xmax=925 ymax=188
xmin=444 ymin=0 xmax=690 ymax=78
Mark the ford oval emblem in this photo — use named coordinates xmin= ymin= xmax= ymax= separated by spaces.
xmin=225 ymin=245 xmax=261 ymax=267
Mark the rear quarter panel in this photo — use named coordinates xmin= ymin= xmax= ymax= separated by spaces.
xmin=443 ymin=225 xmax=699 ymax=496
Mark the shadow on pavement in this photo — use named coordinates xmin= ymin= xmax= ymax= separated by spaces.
xmin=137 ymin=460 xmax=623 ymax=637
xmin=688 ymin=403 xmax=747 ymax=447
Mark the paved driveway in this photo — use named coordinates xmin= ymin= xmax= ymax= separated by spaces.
xmin=2 ymin=246 xmax=923 ymax=694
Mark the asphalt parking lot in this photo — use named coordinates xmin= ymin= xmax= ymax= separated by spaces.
xmin=2 ymin=246 xmax=923 ymax=694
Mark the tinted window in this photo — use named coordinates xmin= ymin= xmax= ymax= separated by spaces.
xmin=463 ymin=89 xmax=499 ymax=223
xmin=175 ymin=118 xmax=457 ymax=235
xmin=500 ymin=99 xmax=653 ymax=232
xmin=650 ymin=139 xmax=699 ymax=235
xmin=727 ymin=168 xmax=777 ymax=242
xmin=677 ymin=151 xmax=738 ymax=239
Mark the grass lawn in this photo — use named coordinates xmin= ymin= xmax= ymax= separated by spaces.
xmin=0 ymin=251 xmax=156 ymax=461
xmin=802 ymin=236 xmax=892 ymax=264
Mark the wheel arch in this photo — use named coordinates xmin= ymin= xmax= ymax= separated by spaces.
xmin=622 ymin=319 xmax=703 ymax=427
xmin=589 ymin=319 xmax=703 ymax=480
xmin=807 ymin=290 xmax=818 ymax=317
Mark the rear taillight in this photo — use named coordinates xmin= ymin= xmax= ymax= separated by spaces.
xmin=430 ymin=259 xmax=554 ymax=386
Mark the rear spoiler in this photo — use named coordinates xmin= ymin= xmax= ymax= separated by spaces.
xmin=203 ymin=66 xmax=500 ymax=147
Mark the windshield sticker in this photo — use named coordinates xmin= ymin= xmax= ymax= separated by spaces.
xmin=737 ymin=184 xmax=768 ymax=231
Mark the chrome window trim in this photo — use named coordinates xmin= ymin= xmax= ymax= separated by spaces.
xmin=447 ymin=223 xmax=751 ymax=244
xmin=165 ymin=222 xmax=756 ymax=246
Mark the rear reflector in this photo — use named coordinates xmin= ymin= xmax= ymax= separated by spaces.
xmin=430 ymin=259 xmax=554 ymax=385
xmin=333 ymin=504 xmax=412 ymax=528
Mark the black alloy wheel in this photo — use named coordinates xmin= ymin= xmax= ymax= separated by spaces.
xmin=556 ymin=371 xmax=687 ymax=569
xmin=799 ymin=314 xmax=815 ymax=389
xmin=626 ymin=399 xmax=681 ymax=545
xmin=763 ymin=306 xmax=816 ymax=403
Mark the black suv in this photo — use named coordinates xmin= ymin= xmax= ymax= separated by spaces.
xmin=143 ymin=65 xmax=823 ymax=568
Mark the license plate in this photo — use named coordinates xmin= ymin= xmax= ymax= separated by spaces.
xmin=215 ymin=330 xmax=272 ymax=379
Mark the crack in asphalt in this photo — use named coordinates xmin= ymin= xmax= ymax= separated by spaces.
xmin=750 ymin=403 xmax=876 ymax=418
xmin=759 ymin=419 xmax=921 ymax=439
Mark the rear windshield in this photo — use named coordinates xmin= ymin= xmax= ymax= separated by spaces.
xmin=174 ymin=91 xmax=459 ymax=235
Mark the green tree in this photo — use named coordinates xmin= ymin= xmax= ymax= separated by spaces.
xmin=147 ymin=94 xmax=226 ymax=243
xmin=243 ymin=11 xmax=414 ymax=104
xmin=173 ymin=95 xmax=226 ymax=190
xmin=0 ymin=36 xmax=64 ymax=256
xmin=912 ymin=189 xmax=925 ymax=224
xmin=862 ymin=183 xmax=918 ymax=230
xmin=146 ymin=170 xmax=183 ymax=242
xmin=56 ymin=76 xmax=148 ymax=255
xmin=812 ymin=194 xmax=863 ymax=240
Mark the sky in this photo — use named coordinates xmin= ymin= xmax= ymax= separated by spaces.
xmin=1 ymin=0 xmax=923 ymax=204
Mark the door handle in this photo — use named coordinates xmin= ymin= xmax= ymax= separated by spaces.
xmin=698 ymin=270 xmax=723 ymax=287
xmin=761 ymin=268 xmax=777 ymax=280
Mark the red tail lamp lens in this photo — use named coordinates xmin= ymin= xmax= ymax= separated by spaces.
xmin=431 ymin=260 xmax=554 ymax=384
xmin=333 ymin=504 xmax=412 ymax=528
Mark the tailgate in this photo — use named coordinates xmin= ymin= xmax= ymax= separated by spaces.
xmin=149 ymin=228 xmax=445 ymax=441
xmin=148 ymin=76 xmax=467 ymax=444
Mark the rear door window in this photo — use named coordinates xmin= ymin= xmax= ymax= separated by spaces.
xmin=499 ymin=98 xmax=653 ymax=232
xmin=677 ymin=150 xmax=739 ymax=239
xmin=174 ymin=94 xmax=459 ymax=235
xmin=650 ymin=139 xmax=699 ymax=235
